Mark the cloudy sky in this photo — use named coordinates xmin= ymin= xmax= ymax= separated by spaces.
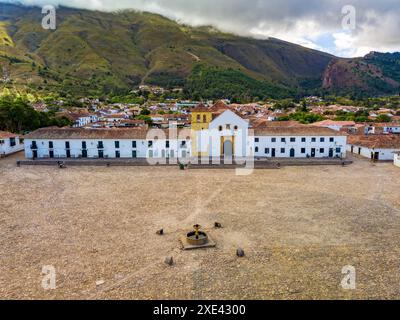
xmin=3 ymin=0 xmax=400 ymax=57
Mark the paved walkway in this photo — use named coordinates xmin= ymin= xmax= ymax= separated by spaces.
xmin=16 ymin=157 xmax=353 ymax=168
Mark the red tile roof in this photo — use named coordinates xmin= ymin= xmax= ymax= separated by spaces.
xmin=0 ymin=131 xmax=18 ymax=139
xmin=210 ymin=100 xmax=230 ymax=112
xmin=252 ymin=120 xmax=303 ymax=128
xmin=313 ymin=120 xmax=356 ymax=127
xmin=254 ymin=126 xmax=346 ymax=136
xmin=348 ymin=135 xmax=400 ymax=149
xmin=24 ymin=127 xmax=191 ymax=140
xmin=191 ymin=103 xmax=210 ymax=112
xmin=374 ymin=123 xmax=400 ymax=127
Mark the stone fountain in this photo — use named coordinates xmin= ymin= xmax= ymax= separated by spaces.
xmin=180 ymin=224 xmax=216 ymax=250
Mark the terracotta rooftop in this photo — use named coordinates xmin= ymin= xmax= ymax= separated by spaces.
xmin=24 ymin=127 xmax=191 ymax=140
xmin=0 ymin=131 xmax=19 ymax=139
xmin=251 ymin=120 xmax=304 ymax=128
xmin=209 ymin=101 xmax=244 ymax=119
xmin=210 ymin=100 xmax=230 ymax=112
xmin=374 ymin=123 xmax=400 ymax=127
xmin=102 ymin=114 xmax=127 ymax=118
xmin=348 ymin=135 xmax=400 ymax=149
xmin=312 ymin=120 xmax=356 ymax=127
xmin=191 ymin=103 xmax=210 ymax=112
xmin=254 ymin=126 xmax=346 ymax=137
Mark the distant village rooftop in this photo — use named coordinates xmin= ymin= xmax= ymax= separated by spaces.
xmin=312 ymin=120 xmax=356 ymax=127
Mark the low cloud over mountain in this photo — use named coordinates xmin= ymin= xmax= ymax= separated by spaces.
xmin=2 ymin=0 xmax=400 ymax=57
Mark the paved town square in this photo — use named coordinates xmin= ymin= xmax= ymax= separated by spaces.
xmin=1 ymin=153 xmax=399 ymax=299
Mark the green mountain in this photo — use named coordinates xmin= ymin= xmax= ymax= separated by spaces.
xmin=0 ymin=3 xmax=399 ymax=99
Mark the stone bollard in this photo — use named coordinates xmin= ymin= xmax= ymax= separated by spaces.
xmin=164 ymin=256 xmax=174 ymax=266
xmin=236 ymin=248 xmax=245 ymax=257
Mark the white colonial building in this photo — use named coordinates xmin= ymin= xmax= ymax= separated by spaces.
xmin=376 ymin=123 xmax=400 ymax=134
xmin=24 ymin=107 xmax=347 ymax=162
xmin=347 ymin=135 xmax=400 ymax=161
xmin=253 ymin=127 xmax=346 ymax=158
xmin=0 ymin=131 xmax=24 ymax=157
xmin=24 ymin=127 xmax=192 ymax=161
xmin=70 ymin=113 xmax=98 ymax=127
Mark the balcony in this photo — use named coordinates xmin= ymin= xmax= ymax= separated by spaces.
xmin=30 ymin=145 xmax=38 ymax=150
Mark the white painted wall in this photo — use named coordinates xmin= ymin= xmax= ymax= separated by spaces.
xmin=73 ymin=116 xmax=98 ymax=128
xmin=255 ymin=136 xmax=347 ymax=158
xmin=347 ymin=144 xmax=399 ymax=161
xmin=24 ymin=138 xmax=191 ymax=160
xmin=0 ymin=136 xmax=24 ymax=156
xmin=383 ymin=126 xmax=400 ymax=134
xmin=24 ymin=134 xmax=348 ymax=160
xmin=325 ymin=125 xmax=343 ymax=131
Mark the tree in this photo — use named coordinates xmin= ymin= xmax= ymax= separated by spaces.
xmin=139 ymin=108 xmax=151 ymax=116
xmin=278 ymin=111 xmax=324 ymax=124
xmin=136 ymin=115 xmax=153 ymax=125
xmin=375 ymin=114 xmax=391 ymax=123
xmin=0 ymin=95 xmax=72 ymax=133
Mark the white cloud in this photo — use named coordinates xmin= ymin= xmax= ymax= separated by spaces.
xmin=332 ymin=32 xmax=358 ymax=57
xmin=2 ymin=0 xmax=400 ymax=57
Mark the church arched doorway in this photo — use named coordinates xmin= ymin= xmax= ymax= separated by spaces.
xmin=223 ymin=140 xmax=233 ymax=157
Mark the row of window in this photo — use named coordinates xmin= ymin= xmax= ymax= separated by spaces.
xmin=43 ymin=150 xmax=139 ymax=159
xmin=218 ymin=124 xmax=239 ymax=131
xmin=148 ymin=141 xmax=187 ymax=148
xmin=37 ymin=140 xmax=187 ymax=150
xmin=255 ymin=147 xmax=342 ymax=154
xmin=255 ymin=137 xmax=335 ymax=143
xmin=0 ymin=138 xmax=19 ymax=146
xmin=195 ymin=115 xmax=208 ymax=123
